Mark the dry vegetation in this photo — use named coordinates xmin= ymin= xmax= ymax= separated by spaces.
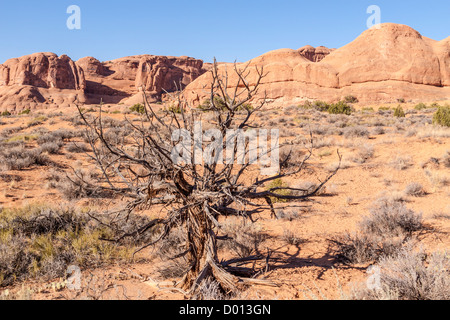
xmin=0 ymin=96 xmax=449 ymax=300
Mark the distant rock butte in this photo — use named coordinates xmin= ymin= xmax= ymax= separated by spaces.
xmin=0 ymin=23 xmax=449 ymax=112
xmin=185 ymin=23 xmax=450 ymax=106
xmin=0 ymin=53 xmax=206 ymax=112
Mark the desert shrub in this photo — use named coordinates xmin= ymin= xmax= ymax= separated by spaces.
xmin=432 ymin=106 xmax=450 ymax=127
xmin=397 ymin=98 xmax=406 ymax=104
xmin=414 ymin=103 xmax=428 ymax=111
xmin=351 ymin=144 xmax=374 ymax=164
xmin=343 ymin=95 xmax=359 ymax=104
xmin=66 ymin=142 xmax=90 ymax=153
xmin=37 ymin=129 xmax=75 ymax=144
xmin=198 ymin=96 xmax=253 ymax=112
xmin=275 ymin=208 xmax=300 ymax=221
xmin=331 ymin=232 xmax=381 ymax=264
xmin=343 ymin=126 xmax=369 ymax=138
xmin=282 ymin=228 xmax=305 ymax=246
xmin=220 ymin=220 xmax=268 ymax=258
xmin=265 ymin=178 xmax=292 ymax=203
xmin=27 ymin=116 xmax=47 ymax=127
xmin=19 ymin=109 xmax=31 ymax=115
xmin=360 ymin=200 xmax=423 ymax=238
xmin=371 ymin=127 xmax=385 ymax=135
xmin=155 ymin=227 xmax=189 ymax=279
xmin=394 ymin=105 xmax=406 ymax=118
xmin=39 ymin=141 xmax=63 ymax=154
xmin=328 ymin=101 xmax=353 ymax=115
xmin=404 ymin=183 xmax=426 ymax=197
xmin=351 ymin=246 xmax=450 ymax=300
xmin=0 ymin=205 xmax=150 ymax=287
xmin=58 ymin=169 xmax=109 ymax=200
xmin=292 ymin=181 xmax=325 ymax=196
xmin=129 ymin=103 xmax=146 ymax=114
xmin=5 ymin=134 xmax=39 ymax=143
xmin=0 ymin=111 xmax=11 ymax=117
xmin=389 ymin=155 xmax=412 ymax=170
xmin=443 ymin=151 xmax=450 ymax=168
xmin=0 ymin=146 xmax=49 ymax=170
xmin=279 ymin=146 xmax=305 ymax=169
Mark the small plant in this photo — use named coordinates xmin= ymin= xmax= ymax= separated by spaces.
xmin=343 ymin=95 xmax=359 ymax=104
xmin=432 ymin=106 xmax=450 ymax=127
xmin=19 ymin=109 xmax=31 ymax=115
xmin=414 ymin=103 xmax=427 ymax=111
xmin=404 ymin=183 xmax=426 ymax=197
xmin=167 ymin=104 xmax=184 ymax=114
xmin=397 ymin=98 xmax=406 ymax=104
xmin=1 ymin=111 xmax=11 ymax=117
xmin=313 ymin=101 xmax=331 ymax=112
xmin=265 ymin=178 xmax=292 ymax=203
xmin=328 ymin=101 xmax=353 ymax=115
xmin=198 ymin=96 xmax=253 ymax=112
xmin=394 ymin=105 xmax=406 ymax=118
xmin=129 ymin=103 xmax=146 ymax=114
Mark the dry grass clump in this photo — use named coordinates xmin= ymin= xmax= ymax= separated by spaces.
xmin=220 ymin=219 xmax=268 ymax=258
xmin=343 ymin=126 xmax=369 ymax=139
xmin=389 ymin=155 xmax=413 ymax=170
xmin=403 ymin=182 xmax=426 ymax=197
xmin=155 ymin=227 xmax=189 ymax=279
xmin=360 ymin=199 xmax=423 ymax=238
xmin=350 ymin=246 xmax=449 ymax=300
xmin=0 ymin=144 xmax=50 ymax=170
xmin=0 ymin=204 xmax=154 ymax=287
xmin=282 ymin=228 xmax=306 ymax=246
xmin=330 ymin=198 xmax=424 ymax=264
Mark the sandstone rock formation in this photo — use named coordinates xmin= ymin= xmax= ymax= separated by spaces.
xmin=1 ymin=23 xmax=449 ymax=112
xmin=1 ymin=52 xmax=85 ymax=90
xmin=77 ymin=55 xmax=206 ymax=104
xmin=0 ymin=53 xmax=86 ymax=112
xmin=184 ymin=23 xmax=450 ymax=106
xmin=298 ymin=45 xmax=334 ymax=62
xmin=0 ymin=53 xmax=206 ymax=112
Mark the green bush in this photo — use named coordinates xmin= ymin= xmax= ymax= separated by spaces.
xmin=1 ymin=111 xmax=11 ymax=117
xmin=19 ymin=109 xmax=31 ymax=115
xmin=328 ymin=101 xmax=353 ymax=115
xmin=414 ymin=103 xmax=427 ymax=110
xmin=266 ymin=178 xmax=291 ymax=203
xmin=129 ymin=103 xmax=146 ymax=114
xmin=198 ymin=96 xmax=253 ymax=112
xmin=394 ymin=105 xmax=406 ymax=118
xmin=167 ymin=105 xmax=183 ymax=114
xmin=432 ymin=106 xmax=450 ymax=127
xmin=313 ymin=101 xmax=331 ymax=112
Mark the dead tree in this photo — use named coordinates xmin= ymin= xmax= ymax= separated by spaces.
xmin=76 ymin=59 xmax=341 ymax=297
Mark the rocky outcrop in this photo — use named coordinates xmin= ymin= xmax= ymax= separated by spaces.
xmin=1 ymin=52 xmax=85 ymax=90
xmin=0 ymin=53 xmax=86 ymax=112
xmin=76 ymin=55 xmax=206 ymax=104
xmin=0 ymin=53 xmax=206 ymax=111
xmin=298 ymin=45 xmax=334 ymax=62
xmin=184 ymin=23 xmax=450 ymax=106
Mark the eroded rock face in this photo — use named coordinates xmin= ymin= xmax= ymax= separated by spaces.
xmin=0 ymin=53 xmax=86 ymax=112
xmin=76 ymin=55 xmax=206 ymax=103
xmin=1 ymin=52 xmax=85 ymax=90
xmin=135 ymin=55 xmax=205 ymax=96
xmin=185 ymin=23 xmax=450 ymax=106
xmin=298 ymin=45 xmax=334 ymax=62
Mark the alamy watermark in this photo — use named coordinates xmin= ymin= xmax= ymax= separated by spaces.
xmin=367 ymin=5 xmax=381 ymax=29
xmin=171 ymin=122 xmax=280 ymax=176
xmin=67 ymin=5 xmax=81 ymax=30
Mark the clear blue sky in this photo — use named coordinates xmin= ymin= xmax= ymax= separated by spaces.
xmin=0 ymin=0 xmax=449 ymax=64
